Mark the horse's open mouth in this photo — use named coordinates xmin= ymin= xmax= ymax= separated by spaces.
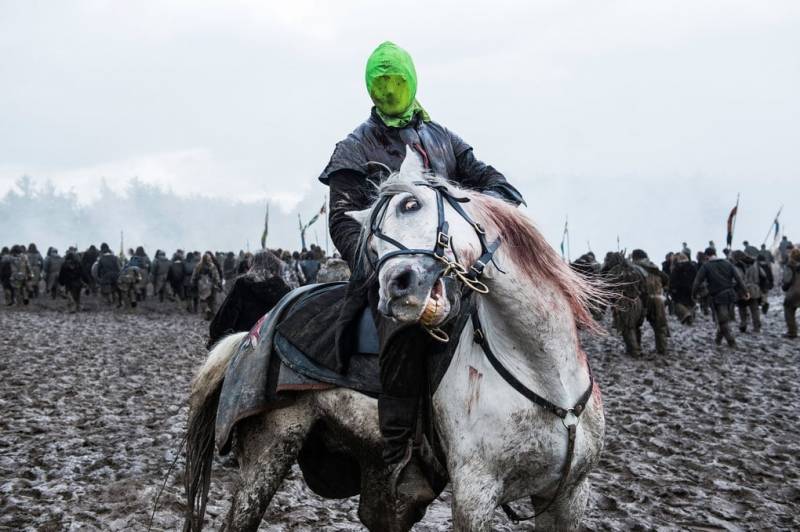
xmin=419 ymin=276 xmax=451 ymax=327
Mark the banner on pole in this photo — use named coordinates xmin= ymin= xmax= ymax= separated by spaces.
xmin=725 ymin=201 xmax=738 ymax=247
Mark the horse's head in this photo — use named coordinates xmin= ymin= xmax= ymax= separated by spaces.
xmin=348 ymin=148 xmax=485 ymax=329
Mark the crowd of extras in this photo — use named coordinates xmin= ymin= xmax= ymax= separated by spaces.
xmin=2 ymin=235 xmax=799 ymax=351
xmin=570 ymin=236 xmax=800 ymax=354
xmin=0 ymin=242 xmax=350 ymax=320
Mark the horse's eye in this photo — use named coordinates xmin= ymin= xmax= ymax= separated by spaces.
xmin=400 ymin=198 xmax=421 ymax=213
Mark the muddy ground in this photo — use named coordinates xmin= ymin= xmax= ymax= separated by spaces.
xmin=0 ymin=292 xmax=798 ymax=531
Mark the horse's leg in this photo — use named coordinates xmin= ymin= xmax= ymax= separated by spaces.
xmin=225 ymin=400 xmax=314 ymax=531
xmin=450 ymin=469 xmax=499 ymax=532
xmin=531 ymin=477 xmax=590 ymax=532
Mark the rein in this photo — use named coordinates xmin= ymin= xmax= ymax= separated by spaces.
xmin=370 ymin=179 xmax=595 ymax=522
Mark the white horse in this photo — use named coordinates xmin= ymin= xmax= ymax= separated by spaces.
xmin=184 ymin=149 xmax=605 ymax=531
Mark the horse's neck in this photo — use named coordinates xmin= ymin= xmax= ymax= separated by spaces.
xmin=477 ymin=263 xmax=590 ymax=407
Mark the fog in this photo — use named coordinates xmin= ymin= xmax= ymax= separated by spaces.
xmin=0 ymin=176 xmax=328 ymax=254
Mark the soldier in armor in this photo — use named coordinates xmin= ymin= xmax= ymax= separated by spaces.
xmin=8 ymin=245 xmax=33 ymax=306
xmin=317 ymin=255 xmax=351 ymax=283
xmin=59 ymin=249 xmax=88 ymax=312
xmin=782 ymin=248 xmax=800 ymax=339
xmin=571 ymin=252 xmax=601 ymax=278
xmin=168 ymin=250 xmax=186 ymax=301
xmin=669 ymin=252 xmax=698 ymax=325
xmin=631 ymin=249 xmax=670 ymax=354
xmin=1 ymin=246 xmax=13 ymax=305
xmin=191 ymin=251 xmax=221 ymax=320
xmin=129 ymin=246 xmax=151 ymax=301
xmin=10 ymin=245 xmax=33 ymax=305
xmin=759 ymin=244 xmax=775 ymax=264
xmin=236 ymin=251 xmax=253 ymax=275
xmin=151 ymin=250 xmax=173 ymax=302
xmin=695 ymin=250 xmax=711 ymax=315
xmin=778 ymin=236 xmax=792 ymax=266
xmin=26 ymin=243 xmax=43 ymax=299
xmin=571 ymin=252 xmax=604 ymax=320
xmin=757 ymin=253 xmax=774 ymax=315
xmin=43 ymin=247 xmax=65 ymax=299
xmin=602 ymin=251 xmax=646 ymax=357
xmin=81 ymin=244 xmax=99 ymax=295
xmin=222 ymin=251 xmax=237 ymax=290
xmin=692 ymin=247 xmax=747 ymax=348
xmin=732 ymin=250 xmax=765 ymax=333
xmin=183 ymin=251 xmax=200 ymax=313
xmin=117 ymin=262 xmax=144 ymax=309
xmin=742 ymin=240 xmax=760 ymax=259
xmin=280 ymin=250 xmax=303 ymax=288
xmin=93 ymin=242 xmax=121 ymax=305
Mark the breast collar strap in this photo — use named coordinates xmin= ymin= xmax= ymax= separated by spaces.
xmin=368 ymin=181 xmax=503 ymax=293
xmin=470 ymin=306 xmax=595 ymax=522
xmin=471 ymin=306 xmax=594 ymax=420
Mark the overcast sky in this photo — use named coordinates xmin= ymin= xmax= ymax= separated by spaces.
xmin=2 ymin=1 xmax=798 ymax=258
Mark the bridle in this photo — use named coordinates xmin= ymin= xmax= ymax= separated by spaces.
xmin=367 ymin=179 xmax=502 ymax=340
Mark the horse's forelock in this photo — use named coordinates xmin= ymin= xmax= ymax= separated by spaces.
xmin=465 ymin=192 xmax=605 ymax=332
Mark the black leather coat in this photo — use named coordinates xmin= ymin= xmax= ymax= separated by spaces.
xmin=318 ymin=108 xmax=524 ymax=371
xmin=320 ymin=108 xmax=524 ymax=268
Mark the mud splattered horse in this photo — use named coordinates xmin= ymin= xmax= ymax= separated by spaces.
xmin=184 ymin=148 xmax=605 ymax=531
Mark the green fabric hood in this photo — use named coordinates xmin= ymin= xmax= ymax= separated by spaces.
xmin=365 ymin=41 xmax=429 ymax=128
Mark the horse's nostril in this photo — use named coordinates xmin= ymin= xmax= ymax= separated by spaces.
xmin=389 ymin=269 xmax=415 ymax=295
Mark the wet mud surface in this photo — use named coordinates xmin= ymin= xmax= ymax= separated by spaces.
xmin=0 ymin=294 xmax=798 ymax=530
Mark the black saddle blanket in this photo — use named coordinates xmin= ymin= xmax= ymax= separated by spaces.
xmin=215 ymin=283 xmax=380 ymax=454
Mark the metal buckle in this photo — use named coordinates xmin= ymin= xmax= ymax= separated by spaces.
xmin=473 ymin=222 xmax=486 ymax=235
xmin=437 ymin=232 xmax=450 ymax=248
xmin=473 ymin=328 xmax=485 ymax=344
xmin=561 ymin=409 xmax=580 ymax=429
xmin=470 ymin=260 xmax=486 ymax=276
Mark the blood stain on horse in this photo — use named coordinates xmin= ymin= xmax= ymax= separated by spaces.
xmin=466 ymin=366 xmax=483 ymax=415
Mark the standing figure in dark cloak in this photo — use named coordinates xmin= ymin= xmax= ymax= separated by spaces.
xmin=208 ymin=250 xmax=290 ymax=348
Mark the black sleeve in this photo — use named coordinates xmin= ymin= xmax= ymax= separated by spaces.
xmin=450 ymin=131 xmax=525 ymax=206
xmin=318 ymin=136 xmax=368 ymax=185
xmin=327 ymin=171 xmax=373 ymax=270
xmin=691 ymin=264 xmax=707 ymax=297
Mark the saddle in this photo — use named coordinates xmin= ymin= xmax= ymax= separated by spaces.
xmin=215 ymin=282 xmax=383 ymax=455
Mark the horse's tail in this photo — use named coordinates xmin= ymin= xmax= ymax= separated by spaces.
xmin=183 ymin=332 xmax=246 ymax=532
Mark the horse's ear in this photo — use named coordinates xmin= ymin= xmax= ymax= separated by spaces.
xmin=399 ymin=145 xmax=425 ymax=180
xmin=346 ymin=208 xmax=370 ymax=226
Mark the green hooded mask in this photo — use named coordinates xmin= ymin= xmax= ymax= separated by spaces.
xmin=365 ymin=41 xmax=430 ymax=128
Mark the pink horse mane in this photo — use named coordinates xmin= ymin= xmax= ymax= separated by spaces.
xmin=465 ymin=191 xmax=604 ymax=332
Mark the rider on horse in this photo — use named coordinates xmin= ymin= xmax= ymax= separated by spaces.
xmin=319 ymin=41 xmax=524 ymax=511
